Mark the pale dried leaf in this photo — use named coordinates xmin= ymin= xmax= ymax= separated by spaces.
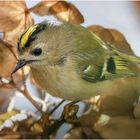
xmin=109 ymin=29 xmax=134 ymax=54
xmin=29 ymin=1 xmax=57 ymax=16
xmin=88 ymin=25 xmax=114 ymax=43
xmin=0 ymin=110 xmax=17 ymax=122
xmin=95 ymin=114 xmax=111 ymax=127
xmin=30 ymin=1 xmax=84 ymax=24
xmin=31 ymin=123 xmax=43 ymax=133
xmin=88 ymin=25 xmax=134 ymax=54
xmin=4 ymin=16 xmax=34 ymax=47
xmin=3 ymin=1 xmax=34 ymax=47
xmin=0 ymin=1 xmax=27 ymax=32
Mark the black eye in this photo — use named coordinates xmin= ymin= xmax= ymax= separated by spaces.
xmin=32 ymin=48 xmax=42 ymax=56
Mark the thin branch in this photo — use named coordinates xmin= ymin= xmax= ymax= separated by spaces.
xmin=21 ymin=69 xmax=44 ymax=114
xmin=11 ymin=76 xmax=23 ymax=93
xmin=24 ymin=87 xmax=44 ymax=114
xmin=48 ymin=99 xmax=65 ymax=115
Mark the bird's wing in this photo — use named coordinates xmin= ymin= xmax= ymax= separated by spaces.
xmin=76 ymin=36 xmax=136 ymax=83
xmin=77 ymin=52 xmax=136 ymax=83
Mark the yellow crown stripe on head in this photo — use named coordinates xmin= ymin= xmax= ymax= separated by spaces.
xmin=21 ymin=25 xmax=38 ymax=47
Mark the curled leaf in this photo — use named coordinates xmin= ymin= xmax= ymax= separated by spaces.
xmin=1 ymin=1 xmax=34 ymax=47
xmin=87 ymin=25 xmax=134 ymax=54
xmin=4 ymin=16 xmax=34 ymax=47
xmin=29 ymin=1 xmax=57 ymax=16
xmin=30 ymin=1 xmax=84 ymax=24
xmin=0 ymin=1 xmax=26 ymax=32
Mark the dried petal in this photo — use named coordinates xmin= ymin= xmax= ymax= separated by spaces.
xmin=2 ymin=1 xmax=34 ymax=47
xmin=4 ymin=16 xmax=34 ymax=47
xmin=88 ymin=25 xmax=134 ymax=54
xmin=30 ymin=1 xmax=84 ymax=23
xmin=29 ymin=1 xmax=57 ymax=16
xmin=0 ymin=110 xmax=17 ymax=122
xmin=0 ymin=1 xmax=27 ymax=32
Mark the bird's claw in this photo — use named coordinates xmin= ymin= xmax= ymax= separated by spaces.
xmin=61 ymin=100 xmax=80 ymax=124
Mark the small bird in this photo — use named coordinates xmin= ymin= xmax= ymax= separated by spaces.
xmin=12 ymin=21 xmax=140 ymax=100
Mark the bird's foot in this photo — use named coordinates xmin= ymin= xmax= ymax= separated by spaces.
xmin=61 ymin=100 xmax=80 ymax=124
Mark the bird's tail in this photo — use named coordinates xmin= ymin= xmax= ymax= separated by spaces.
xmin=113 ymin=50 xmax=140 ymax=64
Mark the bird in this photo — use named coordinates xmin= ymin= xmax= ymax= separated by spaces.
xmin=12 ymin=21 xmax=140 ymax=101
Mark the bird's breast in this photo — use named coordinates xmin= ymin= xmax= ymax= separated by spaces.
xmin=30 ymin=64 xmax=86 ymax=100
xmin=30 ymin=63 xmax=121 ymax=100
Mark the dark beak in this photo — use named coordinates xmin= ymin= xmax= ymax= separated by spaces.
xmin=12 ymin=59 xmax=27 ymax=74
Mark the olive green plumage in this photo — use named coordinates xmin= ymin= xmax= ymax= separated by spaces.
xmin=13 ymin=21 xmax=140 ymax=100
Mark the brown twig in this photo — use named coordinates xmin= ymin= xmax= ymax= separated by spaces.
xmin=10 ymin=75 xmax=23 ymax=93
xmin=21 ymin=69 xmax=44 ymax=114
xmin=42 ymin=100 xmax=80 ymax=138
xmin=42 ymin=119 xmax=64 ymax=139
xmin=48 ymin=99 xmax=65 ymax=115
